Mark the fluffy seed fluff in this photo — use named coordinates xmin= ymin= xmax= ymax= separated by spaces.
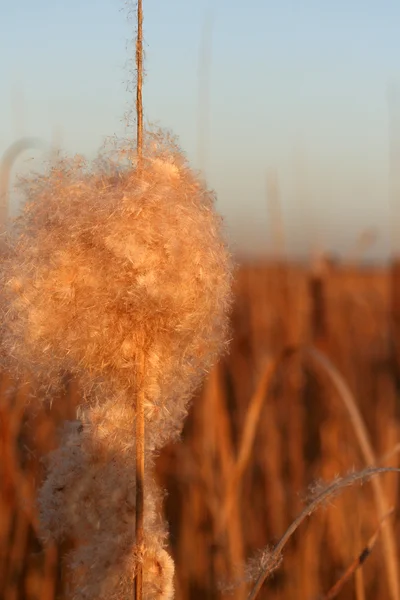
xmin=1 ymin=130 xmax=233 ymax=598
xmin=38 ymin=416 xmax=174 ymax=600
xmin=0 ymin=130 xmax=233 ymax=449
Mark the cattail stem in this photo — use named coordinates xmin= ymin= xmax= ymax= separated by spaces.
xmin=135 ymin=381 xmax=145 ymax=599
xmin=134 ymin=2 xmax=144 ymax=597
xmin=136 ymin=0 xmax=143 ymax=162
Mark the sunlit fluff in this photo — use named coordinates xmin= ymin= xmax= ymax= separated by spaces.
xmin=0 ymin=131 xmax=233 ymax=449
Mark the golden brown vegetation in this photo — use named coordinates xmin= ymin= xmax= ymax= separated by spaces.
xmin=2 ymin=261 xmax=400 ymax=599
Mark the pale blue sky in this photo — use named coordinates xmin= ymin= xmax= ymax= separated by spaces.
xmin=2 ymin=0 xmax=400 ymax=260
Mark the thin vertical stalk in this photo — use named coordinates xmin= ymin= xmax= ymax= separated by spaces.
xmin=136 ymin=0 xmax=144 ymax=164
xmin=135 ymin=383 xmax=145 ymax=599
xmin=135 ymin=3 xmax=145 ymax=597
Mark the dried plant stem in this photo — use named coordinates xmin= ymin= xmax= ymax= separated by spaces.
xmin=219 ymin=348 xmax=296 ymax=533
xmin=203 ymin=363 xmax=245 ymax=596
xmin=135 ymin=376 xmax=145 ymax=600
xmin=134 ymin=2 xmax=144 ymax=597
xmin=136 ymin=0 xmax=143 ymax=162
xmin=355 ymin=570 xmax=366 ymax=600
xmin=307 ymin=346 xmax=400 ymax=600
xmin=320 ymin=508 xmax=394 ymax=600
xmin=247 ymin=468 xmax=400 ymax=600
xmin=380 ymin=443 xmax=400 ymax=465
xmin=218 ymin=357 xmax=278 ymax=532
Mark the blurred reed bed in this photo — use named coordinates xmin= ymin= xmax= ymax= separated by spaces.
xmin=1 ymin=261 xmax=400 ymax=599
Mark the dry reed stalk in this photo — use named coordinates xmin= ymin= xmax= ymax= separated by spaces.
xmin=307 ymin=346 xmax=400 ymax=600
xmin=134 ymin=2 xmax=144 ymax=598
xmin=0 ymin=379 xmax=40 ymax=533
xmin=0 ymin=377 xmax=17 ymax=594
xmin=355 ymin=569 xmax=366 ymax=600
xmin=354 ymin=522 xmax=366 ymax=600
xmin=259 ymin=385 xmax=286 ymax=538
xmin=374 ymin=369 xmax=400 ymax=518
xmin=315 ymin=335 xmax=361 ymax=571
xmin=246 ymin=467 xmax=400 ymax=600
xmin=5 ymin=511 xmax=29 ymax=600
xmin=301 ymin=526 xmax=324 ymax=599
xmin=135 ymin=378 xmax=145 ymax=600
xmin=381 ymin=444 xmax=400 ymax=465
xmin=320 ymin=509 xmax=394 ymax=600
xmin=136 ymin=0 xmax=143 ymax=164
xmin=308 ymin=264 xmax=328 ymax=347
xmin=284 ymin=353 xmax=306 ymax=517
xmin=318 ymin=415 xmax=357 ymax=568
xmin=175 ymin=402 xmax=215 ymax=597
xmin=351 ymin=512 xmax=366 ymax=600
xmin=198 ymin=365 xmax=229 ymax=594
xmin=218 ymin=353 xmax=291 ymax=533
xmin=207 ymin=362 xmax=245 ymax=598
xmin=40 ymin=544 xmax=58 ymax=600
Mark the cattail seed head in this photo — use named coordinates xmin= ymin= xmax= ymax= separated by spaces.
xmin=1 ymin=130 xmax=233 ymax=447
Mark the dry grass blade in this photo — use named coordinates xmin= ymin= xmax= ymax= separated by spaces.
xmin=306 ymin=346 xmax=400 ymax=600
xmin=219 ymin=348 xmax=296 ymax=533
xmin=246 ymin=467 xmax=400 ymax=600
xmin=319 ymin=508 xmax=395 ymax=600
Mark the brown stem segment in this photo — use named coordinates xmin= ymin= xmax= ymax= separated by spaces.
xmin=134 ymin=3 xmax=144 ymax=598
xmin=321 ymin=509 xmax=394 ymax=600
xmin=136 ymin=0 xmax=143 ymax=163
xmin=135 ymin=381 xmax=145 ymax=600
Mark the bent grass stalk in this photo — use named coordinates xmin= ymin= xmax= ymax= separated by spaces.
xmin=246 ymin=467 xmax=400 ymax=600
xmin=221 ymin=343 xmax=399 ymax=600
xmin=307 ymin=346 xmax=400 ymax=600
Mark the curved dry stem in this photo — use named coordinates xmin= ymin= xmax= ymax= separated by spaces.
xmin=306 ymin=346 xmax=399 ymax=600
xmin=247 ymin=467 xmax=400 ymax=600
